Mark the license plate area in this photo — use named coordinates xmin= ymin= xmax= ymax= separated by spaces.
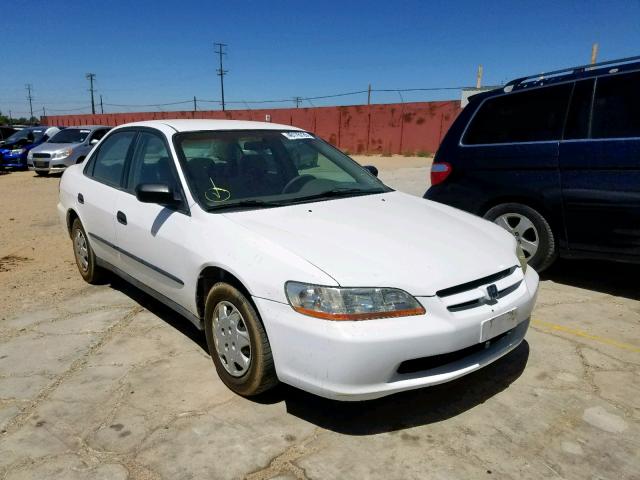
xmin=35 ymin=161 xmax=48 ymax=168
xmin=480 ymin=308 xmax=518 ymax=343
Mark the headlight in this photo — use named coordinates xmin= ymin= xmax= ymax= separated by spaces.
xmin=285 ymin=281 xmax=425 ymax=321
xmin=516 ymin=244 xmax=528 ymax=273
xmin=52 ymin=148 xmax=72 ymax=160
xmin=10 ymin=149 xmax=25 ymax=155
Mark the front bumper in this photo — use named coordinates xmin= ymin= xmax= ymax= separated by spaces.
xmin=1 ymin=153 xmax=27 ymax=169
xmin=254 ymin=266 xmax=539 ymax=401
xmin=28 ymin=158 xmax=70 ymax=173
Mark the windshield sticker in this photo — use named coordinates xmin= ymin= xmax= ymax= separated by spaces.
xmin=282 ymin=132 xmax=314 ymax=140
xmin=204 ymin=178 xmax=231 ymax=203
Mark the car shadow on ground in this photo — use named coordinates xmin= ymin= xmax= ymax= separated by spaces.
xmin=107 ymin=275 xmax=529 ymax=435
xmin=541 ymin=258 xmax=640 ymax=301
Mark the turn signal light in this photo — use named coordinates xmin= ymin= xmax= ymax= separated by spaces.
xmin=430 ymin=162 xmax=452 ymax=186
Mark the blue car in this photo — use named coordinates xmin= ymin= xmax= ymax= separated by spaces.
xmin=0 ymin=126 xmax=61 ymax=169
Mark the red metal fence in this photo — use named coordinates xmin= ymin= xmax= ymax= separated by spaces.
xmin=43 ymin=100 xmax=461 ymax=155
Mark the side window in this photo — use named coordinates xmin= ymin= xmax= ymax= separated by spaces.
xmin=591 ymin=71 xmax=640 ymax=139
xmin=464 ymin=84 xmax=572 ymax=145
xmin=89 ymin=131 xmax=136 ymax=187
xmin=128 ymin=132 xmax=177 ymax=191
xmin=564 ymin=80 xmax=594 ymax=140
xmin=90 ymin=128 xmax=109 ymax=143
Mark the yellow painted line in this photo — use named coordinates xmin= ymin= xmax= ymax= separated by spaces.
xmin=532 ymin=319 xmax=640 ymax=353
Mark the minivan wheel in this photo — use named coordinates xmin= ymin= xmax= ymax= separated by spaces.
xmin=484 ymin=203 xmax=557 ymax=272
xmin=71 ymin=218 xmax=105 ymax=284
xmin=204 ymin=282 xmax=278 ymax=397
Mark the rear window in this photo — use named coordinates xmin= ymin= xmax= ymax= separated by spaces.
xmin=591 ymin=71 xmax=640 ymax=139
xmin=464 ymin=84 xmax=572 ymax=145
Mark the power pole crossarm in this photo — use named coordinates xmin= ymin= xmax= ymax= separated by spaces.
xmin=214 ymin=42 xmax=228 ymax=111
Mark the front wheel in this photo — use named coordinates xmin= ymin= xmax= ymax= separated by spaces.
xmin=484 ymin=203 xmax=557 ymax=272
xmin=204 ymin=282 xmax=278 ymax=397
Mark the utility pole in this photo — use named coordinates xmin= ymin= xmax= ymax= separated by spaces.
xmin=42 ymin=106 xmax=46 ymax=118
xmin=86 ymin=73 xmax=96 ymax=114
xmin=25 ymin=84 xmax=34 ymax=124
xmin=100 ymin=94 xmax=104 ymax=114
xmin=214 ymin=43 xmax=228 ymax=111
xmin=367 ymin=84 xmax=372 ymax=105
xmin=294 ymin=96 xmax=301 ymax=108
xmin=193 ymin=96 xmax=197 ymax=111
xmin=591 ymin=43 xmax=599 ymax=64
xmin=476 ymin=65 xmax=483 ymax=89
xmin=8 ymin=110 xmax=13 ymax=126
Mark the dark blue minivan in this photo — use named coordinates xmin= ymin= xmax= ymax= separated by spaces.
xmin=425 ymin=56 xmax=640 ymax=271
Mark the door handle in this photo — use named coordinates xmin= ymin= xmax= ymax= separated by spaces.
xmin=116 ymin=211 xmax=127 ymax=225
xmin=77 ymin=193 xmax=84 ymax=204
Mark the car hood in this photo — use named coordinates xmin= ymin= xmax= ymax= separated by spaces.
xmin=31 ymin=142 xmax=80 ymax=152
xmin=222 ymin=191 xmax=518 ymax=296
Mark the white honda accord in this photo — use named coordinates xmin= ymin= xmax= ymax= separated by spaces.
xmin=58 ymin=119 xmax=538 ymax=401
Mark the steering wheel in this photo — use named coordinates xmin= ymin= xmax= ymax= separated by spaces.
xmin=282 ymin=174 xmax=315 ymax=194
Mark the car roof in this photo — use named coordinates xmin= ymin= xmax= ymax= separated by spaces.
xmin=117 ymin=119 xmax=305 ymax=133
xmin=65 ymin=125 xmax=110 ymax=130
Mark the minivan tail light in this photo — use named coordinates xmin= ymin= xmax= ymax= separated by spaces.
xmin=430 ymin=162 xmax=452 ymax=186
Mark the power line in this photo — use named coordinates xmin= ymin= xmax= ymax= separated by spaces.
xmin=86 ymin=73 xmax=96 ymax=114
xmin=214 ymin=42 xmax=228 ymax=111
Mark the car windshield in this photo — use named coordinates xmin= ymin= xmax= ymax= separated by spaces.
xmin=50 ymin=128 xmax=91 ymax=144
xmin=5 ymin=128 xmax=45 ymax=143
xmin=174 ymin=130 xmax=389 ymax=211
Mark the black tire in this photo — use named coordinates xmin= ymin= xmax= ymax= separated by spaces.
xmin=35 ymin=171 xmax=48 ymax=176
xmin=70 ymin=218 xmax=105 ymax=284
xmin=484 ymin=203 xmax=557 ymax=272
xmin=204 ymin=282 xmax=278 ymax=397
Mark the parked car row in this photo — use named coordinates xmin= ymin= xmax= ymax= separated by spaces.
xmin=0 ymin=124 xmax=110 ymax=174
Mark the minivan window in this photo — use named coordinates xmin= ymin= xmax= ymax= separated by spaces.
xmin=464 ymin=84 xmax=572 ymax=145
xmin=591 ymin=71 xmax=640 ymax=139
xmin=563 ymin=79 xmax=594 ymax=140
xmin=89 ymin=131 xmax=136 ymax=187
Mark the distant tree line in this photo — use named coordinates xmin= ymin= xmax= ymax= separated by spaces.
xmin=0 ymin=111 xmax=39 ymax=126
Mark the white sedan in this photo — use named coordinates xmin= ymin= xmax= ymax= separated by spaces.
xmin=58 ymin=119 xmax=538 ymax=401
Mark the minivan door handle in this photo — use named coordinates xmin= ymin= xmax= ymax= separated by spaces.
xmin=77 ymin=193 xmax=84 ymax=204
xmin=116 ymin=211 xmax=127 ymax=225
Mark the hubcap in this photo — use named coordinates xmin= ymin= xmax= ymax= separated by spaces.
xmin=494 ymin=213 xmax=539 ymax=259
xmin=212 ymin=301 xmax=251 ymax=377
xmin=74 ymin=229 xmax=89 ymax=272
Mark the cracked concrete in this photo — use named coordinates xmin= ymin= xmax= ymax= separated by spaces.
xmin=1 ymin=167 xmax=639 ymax=479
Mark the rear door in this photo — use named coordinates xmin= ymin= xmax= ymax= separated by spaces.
xmin=459 ymin=83 xmax=573 ymax=239
xmin=78 ymin=130 xmax=137 ymax=267
xmin=559 ymin=70 xmax=640 ymax=258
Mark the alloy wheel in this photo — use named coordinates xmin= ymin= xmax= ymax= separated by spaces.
xmin=74 ymin=229 xmax=89 ymax=272
xmin=494 ymin=213 xmax=539 ymax=259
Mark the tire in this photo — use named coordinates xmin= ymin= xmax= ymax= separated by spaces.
xmin=35 ymin=171 xmax=48 ymax=176
xmin=484 ymin=203 xmax=557 ymax=272
xmin=204 ymin=282 xmax=278 ymax=397
xmin=71 ymin=218 xmax=105 ymax=284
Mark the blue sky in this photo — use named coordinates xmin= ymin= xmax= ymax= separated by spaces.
xmin=2 ymin=0 xmax=639 ymax=116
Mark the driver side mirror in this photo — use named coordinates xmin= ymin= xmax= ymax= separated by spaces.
xmin=135 ymin=183 xmax=181 ymax=206
xmin=363 ymin=165 xmax=379 ymax=177
xmin=90 ymin=138 xmax=99 ymax=146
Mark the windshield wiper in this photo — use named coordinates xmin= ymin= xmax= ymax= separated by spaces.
xmin=206 ymin=199 xmax=284 ymax=212
xmin=292 ymin=187 xmax=386 ymax=203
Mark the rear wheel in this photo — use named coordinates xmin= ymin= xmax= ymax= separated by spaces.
xmin=484 ymin=203 xmax=557 ymax=272
xmin=71 ymin=218 xmax=105 ymax=283
xmin=204 ymin=282 xmax=278 ymax=396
